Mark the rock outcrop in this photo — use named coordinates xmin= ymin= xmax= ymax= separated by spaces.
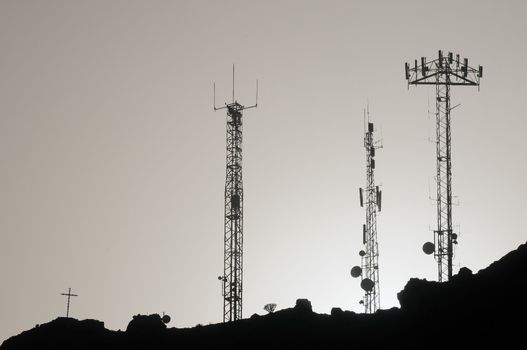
xmin=2 ymin=242 xmax=526 ymax=349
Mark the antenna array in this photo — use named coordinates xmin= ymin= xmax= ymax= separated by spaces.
xmin=351 ymin=108 xmax=382 ymax=313
xmin=405 ymin=50 xmax=482 ymax=281
xmin=214 ymin=65 xmax=258 ymax=322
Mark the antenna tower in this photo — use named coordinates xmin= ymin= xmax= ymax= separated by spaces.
xmin=351 ymin=108 xmax=382 ymax=314
xmin=405 ymin=51 xmax=482 ymax=281
xmin=214 ymin=65 xmax=258 ymax=322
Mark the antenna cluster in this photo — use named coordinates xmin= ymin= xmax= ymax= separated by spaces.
xmin=208 ymin=50 xmax=483 ymax=319
xmin=350 ymin=108 xmax=383 ymax=314
xmin=405 ymin=50 xmax=483 ymax=281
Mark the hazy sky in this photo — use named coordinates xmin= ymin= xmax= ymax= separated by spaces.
xmin=1 ymin=0 xmax=526 ymax=342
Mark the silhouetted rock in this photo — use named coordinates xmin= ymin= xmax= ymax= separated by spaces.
xmin=0 ymin=318 xmax=117 ymax=350
xmin=330 ymin=307 xmax=344 ymax=317
xmin=2 ymin=241 xmax=526 ymax=349
xmin=126 ymin=314 xmax=166 ymax=334
xmin=294 ymin=298 xmax=312 ymax=313
xmin=455 ymin=266 xmax=473 ymax=278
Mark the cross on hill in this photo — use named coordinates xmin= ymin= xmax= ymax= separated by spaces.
xmin=60 ymin=288 xmax=78 ymax=318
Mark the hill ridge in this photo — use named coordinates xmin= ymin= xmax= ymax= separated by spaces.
xmin=2 ymin=241 xmax=526 ymax=348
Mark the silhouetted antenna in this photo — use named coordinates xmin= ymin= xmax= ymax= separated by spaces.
xmin=255 ymin=80 xmax=259 ymax=107
xmin=60 ymin=288 xmax=78 ymax=318
xmin=351 ymin=107 xmax=383 ymax=314
xmin=405 ymin=50 xmax=483 ymax=282
xmin=213 ymin=66 xmax=258 ymax=323
xmin=263 ymin=303 xmax=277 ymax=314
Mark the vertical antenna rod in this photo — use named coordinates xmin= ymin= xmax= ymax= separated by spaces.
xmin=60 ymin=288 xmax=78 ymax=318
xmin=351 ymin=108 xmax=382 ymax=314
xmin=405 ymin=51 xmax=483 ymax=282
xmin=214 ymin=67 xmax=258 ymax=322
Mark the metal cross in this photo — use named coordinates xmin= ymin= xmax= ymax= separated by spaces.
xmin=60 ymin=287 xmax=78 ymax=318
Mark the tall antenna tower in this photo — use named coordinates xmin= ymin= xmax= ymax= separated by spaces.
xmin=214 ymin=65 xmax=258 ymax=322
xmin=405 ymin=51 xmax=483 ymax=282
xmin=351 ymin=108 xmax=382 ymax=314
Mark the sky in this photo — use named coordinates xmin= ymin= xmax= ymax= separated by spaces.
xmin=1 ymin=0 xmax=526 ymax=343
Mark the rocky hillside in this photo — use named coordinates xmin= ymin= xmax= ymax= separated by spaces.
xmin=2 ymin=242 xmax=526 ymax=349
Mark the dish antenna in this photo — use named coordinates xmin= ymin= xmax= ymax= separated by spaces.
xmin=350 ymin=266 xmax=362 ymax=278
xmin=360 ymin=278 xmax=375 ymax=292
xmin=422 ymin=242 xmax=435 ymax=255
xmin=264 ymin=303 xmax=277 ymax=314
xmin=161 ymin=312 xmax=171 ymax=324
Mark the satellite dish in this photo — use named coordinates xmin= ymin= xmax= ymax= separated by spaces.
xmin=162 ymin=314 xmax=171 ymax=324
xmin=359 ymin=250 xmax=366 ymax=257
xmin=264 ymin=303 xmax=277 ymax=313
xmin=360 ymin=278 xmax=375 ymax=292
xmin=422 ymin=242 xmax=435 ymax=255
xmin=350 ymin=266 xmax=362 ymax=278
